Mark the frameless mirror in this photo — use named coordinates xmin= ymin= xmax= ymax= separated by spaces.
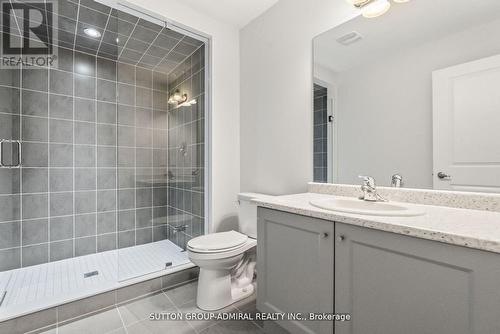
xmin=313 ymin=0 xmax=500 ymax=193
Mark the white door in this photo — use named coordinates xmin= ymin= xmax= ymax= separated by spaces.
xmin=433 ymin=54 xmax=500 ymax=192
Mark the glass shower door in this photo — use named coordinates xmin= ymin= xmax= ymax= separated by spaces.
xmin=114 ymin=7 xmax=206 ymax=281
xmin=114 ymin=10 xmax=181 ymax=281
xmin=0 ymin=76 xmax=21 ymax=312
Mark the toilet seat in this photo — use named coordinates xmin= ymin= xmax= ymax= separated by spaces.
xmin=188 ymin=238 xmax=257 ymax=260
xmin=188 ymin=231 xmax=248 ymax=253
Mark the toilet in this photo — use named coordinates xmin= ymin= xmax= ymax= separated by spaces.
xmin=187 ymin=193 xmax=270 ymax=311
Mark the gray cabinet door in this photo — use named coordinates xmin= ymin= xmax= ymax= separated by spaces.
xmin=257 ymin=208 xmax=334 ymax=334
xmin=335 ymin=222 xmax=500 ymax=334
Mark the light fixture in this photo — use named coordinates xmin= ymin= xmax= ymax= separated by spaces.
xmin=362 ymin=0 xmax=390 ymax=18
xmin=347 ymin=0 xmax=409 ymax=18
xmin=83 ymin=27 xmax=101 ymax=38
xmin=168 ymin=89 xmax=189 ymax=106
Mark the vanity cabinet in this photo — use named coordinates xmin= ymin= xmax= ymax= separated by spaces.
xmin=257 ymin=208 xmax=334 ymax=334
xmin=335 ymin=222 xmax=500 ymax=334
xmin=257 ymin=208 xmax=500 ymax=334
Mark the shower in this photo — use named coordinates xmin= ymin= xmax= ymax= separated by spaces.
xmin=0 ymin=0 xmax=208 ymax=322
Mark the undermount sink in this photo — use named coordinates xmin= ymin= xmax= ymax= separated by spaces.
xmin=309 ymin=198 xmax=425 ymax=217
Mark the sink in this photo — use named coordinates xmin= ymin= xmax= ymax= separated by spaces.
xmin=309 ymin=198 xmax=425 ymax=217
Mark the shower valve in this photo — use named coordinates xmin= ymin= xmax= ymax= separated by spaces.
xmin=172 ymin=225 xmax=188 ymax=233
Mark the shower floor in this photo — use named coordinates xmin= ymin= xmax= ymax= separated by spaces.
xmin=0 ymin=240 xmax=190 ymax=321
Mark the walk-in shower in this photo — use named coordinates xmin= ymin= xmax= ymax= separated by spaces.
xmin=0 ymin=0 xmax=208 ymax=321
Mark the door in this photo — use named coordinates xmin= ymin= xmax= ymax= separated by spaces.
xmin=257 ymin=208 xmax=334 ymax=334
xmin=335 ymin=223 xmax=500 ymax=334
xmin=432 ymin=54 xmax=500 ymax=192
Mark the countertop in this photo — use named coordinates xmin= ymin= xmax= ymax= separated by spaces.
xmin=253 ymin=192 xmax=500 ymax=254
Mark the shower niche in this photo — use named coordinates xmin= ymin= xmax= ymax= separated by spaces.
xmin=0 ymin=0 xmax=208 ymax=320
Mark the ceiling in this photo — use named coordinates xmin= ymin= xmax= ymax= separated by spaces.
xmin=314 ymin=0 xmax=500 ymax=73
xmin=180 ymin=0 xmax=279 ymax=28
xmin=6 ymin=0 xmax=204 ymax=74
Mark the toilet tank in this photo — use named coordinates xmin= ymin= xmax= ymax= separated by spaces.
xmin=238 ymin=193 xmax=273 ymax=239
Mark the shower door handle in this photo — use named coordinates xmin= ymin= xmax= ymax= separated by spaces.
xmin=0 ymin=140 xmax=22 ymax=168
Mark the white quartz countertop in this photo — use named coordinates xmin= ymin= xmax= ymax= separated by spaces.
xmin=253 ymin=193 xmax=500 ymax=254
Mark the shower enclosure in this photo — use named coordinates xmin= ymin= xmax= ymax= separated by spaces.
xmin=0 ymin=0 xmax=208 ymax=320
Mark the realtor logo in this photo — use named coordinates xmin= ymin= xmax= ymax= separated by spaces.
xmin=1 ymin=0 xmax=58 ymax=68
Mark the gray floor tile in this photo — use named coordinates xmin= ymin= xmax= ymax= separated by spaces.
xmin=106 ymin=328 xmax=128 ymax=334
xmin=118 ymin=291 xmax=176 ymax=326
xmin=232 ymin=293 xmax=256 ymax=311
xmin=164 ymin=281 xmax=198 ymax=307
xmin=57 ymin=308 xmax=124 ymax=334
xmin=176 ymin=299 xmax=236 ymax=332
xmin=199 ymin=320 xmax=265 ymax=334
xmin=126 ymin=318 xmax=196 ymax=334
xmin=232 ymin=296 xmax=263 ymax=329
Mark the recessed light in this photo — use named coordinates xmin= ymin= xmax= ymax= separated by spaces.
xmin=83 ymin=28 xmax=101 ymax=38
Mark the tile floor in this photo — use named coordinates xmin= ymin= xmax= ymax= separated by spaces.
xmin=39 ymin=281 xmax=265 ymax=334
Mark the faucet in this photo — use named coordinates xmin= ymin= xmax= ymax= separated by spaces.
xmin=359 ymin=175 xmax=387 ymax=202
xmin=391 ymin=174 xmax=403 ymax=188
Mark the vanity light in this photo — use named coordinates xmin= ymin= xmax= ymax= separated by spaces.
xmin=362 ymin=0 xmax=390 ymax=18
xmin=347 ymin=0 xmax=409 ymax=18
xmin=83 ymin=27 xmax=101 ymax=38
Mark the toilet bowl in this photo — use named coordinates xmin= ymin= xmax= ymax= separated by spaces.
xmin=187 ymin=193 xmax=270 ymax=311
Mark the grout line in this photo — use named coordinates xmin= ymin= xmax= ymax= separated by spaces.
xmin=151 ymin=67 xmax=154 ymax=243
xmin=133 ymin=66 xmax=137 ymax=247
xmin=117 ymin=19 xmax=139 ymax=60
xmin=115 ymin=53 xmax=119 ymax=258
xmin=95 ymin=49 xmax=98 ymax=254
xmin=115 ymin=305 xmax=129 ymax=334
xmin=19 ymin=53 xmax=24 ymax=268
xmin=47 ymin=46 xmax=52 ymax=263
xmin=72 ymin=0 xmax=81 ymax=50
xmin=0 ymin=69 xmax=205 ymax=93
xmin=161 ymin=290 xmax=200 ymax=333
xmin=152 ymin=37 xmax=185 ymax=73
xmin=95 ymin=6 xmax=113 ymax=57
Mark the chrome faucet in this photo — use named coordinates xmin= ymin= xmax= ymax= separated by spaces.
xmin=391 ymin=174 xmax=403 ymax=188
xmin=359 ymin=175 xmax=387 ymax=202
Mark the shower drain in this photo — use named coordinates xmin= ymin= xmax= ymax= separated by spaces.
xmin=84 ymin=271 xmax=99 ymax=278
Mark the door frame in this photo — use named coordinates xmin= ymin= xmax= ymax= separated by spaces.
xmin=313 ymin=78 xmax=336 ymax=183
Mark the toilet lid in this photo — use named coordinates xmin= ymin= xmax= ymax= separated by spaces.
xmin=187 ymin=231 xmax=248 ymax=252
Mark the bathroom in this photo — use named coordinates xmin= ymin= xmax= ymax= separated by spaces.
xmin=1 ymin=0 xmax=500 ymax=333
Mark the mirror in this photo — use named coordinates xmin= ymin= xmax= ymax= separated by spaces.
xmin=313 ymin=0 xmax=500 ymax=193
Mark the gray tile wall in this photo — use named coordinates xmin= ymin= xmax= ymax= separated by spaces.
xmin=166 ymin=46 xmax=205 ymax=249
xmin=0 ymin=45 xmax=172 ymax=270
xmin=313 ymin=84 xmax=328 ymax=182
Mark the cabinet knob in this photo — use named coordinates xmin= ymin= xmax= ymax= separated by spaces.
xmin=322 ymin=232 xmax=329 ymax=238
xmin=338 ymin=235 xmax=345 ymax=242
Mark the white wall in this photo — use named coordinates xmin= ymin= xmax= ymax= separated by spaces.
xmin=334 ymin=18 xmax=500 ymax=189
xmin=240 ymin=0 xmax=358 ymax=195
xmin=127 ymin=0 xmax=241 ymax=232
xmin=314 ymin=64 xmax=337 ymax=90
